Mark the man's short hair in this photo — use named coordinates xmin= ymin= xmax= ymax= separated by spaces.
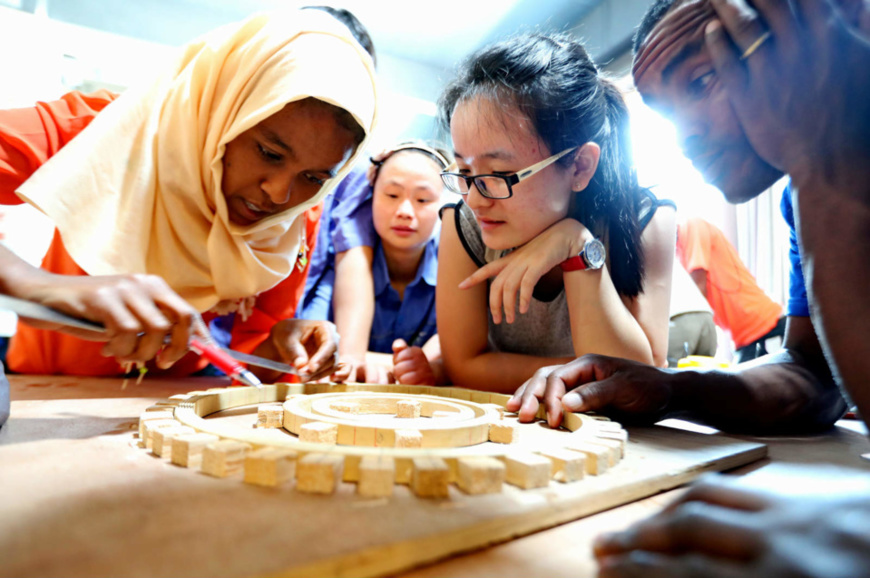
xmin=633 ymin=0 xmax=683 ymax=54
xmin=302 ymin=6 xmax=377 ymax=67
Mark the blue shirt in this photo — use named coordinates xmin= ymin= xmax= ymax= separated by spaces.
xmin=780 ymin=183 xmax=810 ymax=317
xmin=296 ymin=167 xmax=377 ymax=321
xmin=368 ymin=237 xmax=439 ymax=353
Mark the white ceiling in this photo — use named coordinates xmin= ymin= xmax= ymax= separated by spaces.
xmin=13 ymin=0 xmax=608 ymax=70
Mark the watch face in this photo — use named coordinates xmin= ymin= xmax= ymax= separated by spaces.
xmin=585 ymin=239 xmax=606 ymax=268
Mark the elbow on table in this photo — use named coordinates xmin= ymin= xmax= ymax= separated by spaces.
xmin=441 ymin=353 xmax=475 ymax=388
xmin=730 ymin=377 xmax=848 ymax=435
xmin=777 ymin=382 xmax=848 ymax=433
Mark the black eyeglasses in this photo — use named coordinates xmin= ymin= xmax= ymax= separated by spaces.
xmin=440 ymin=147 xmax=578 ymax=199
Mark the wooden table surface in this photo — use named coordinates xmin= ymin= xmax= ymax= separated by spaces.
xmin=3 ymin=374 xmax=870 ymax=578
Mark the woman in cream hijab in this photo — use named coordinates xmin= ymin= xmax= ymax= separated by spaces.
xmin=0 ymin=7 xmax=377 ymax=378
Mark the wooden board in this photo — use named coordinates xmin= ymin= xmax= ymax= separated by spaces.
xmin=0 ymin=390 xmax=767 ymax=578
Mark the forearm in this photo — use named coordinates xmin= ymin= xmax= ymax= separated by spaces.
xmin=668 ymin=348 xmax=845 ymax=434
xmin=792 ymin=175 xmax=870 ymax=422
xmin=333 ymin=247 xmax=374 ymax=358
xmin=565 ymin=267 xmax=654 ymax=364
xmin=0 ymin=243 xmax=55 ymax=298
xmin=444 ymin=350 xmax=573 ymax=392
xmin=422 ymin=335 xmax=446 ymax=386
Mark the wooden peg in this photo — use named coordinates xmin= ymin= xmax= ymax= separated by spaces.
xmin=296 ymin=453 xmax=345 ymax=494
xmin=596 ymin=429 xmax=628 ymax=449
xmin=256 ymin=404 xmax=284 ymax=428
xmin=138 ymin=411 xmax=174 ymax=440
xmin=596 ymin=421 xmax=623 ymax=433
xmin=202 ymin=440 xmax=252 ymax=478
xmin=151 ymin=425 xmax=195 ymax=458
xmin=456 ymin=457 xmax=505 ymax=495
xmin=411 ymin=457 xmax=450 ymax=498
xmin=503 ymin=452 xmax=551 ymax=489
xmin=396 ymin=400 xmax=422 ymax=419
xmin=142 ymin=419 xmax=180 ymax=450
xmin=481 ymin=403 xmax=505 ymax=420
xmin=357 ymin=455 xmax=395 ymax=498
xmin=585 ymin=437 xmax=622 ymax=463
xmin=488 ymin=422 xmax=519 ymax=444
xmin=244 ymin=448 xmax=298 ymax=487
xmin=563 ymin=441 xmax=610 ymax=475
xmin=170 ymin=433 xmax=220 ymax=468
xmin=537 ymin=448 xmax=586 ymax=483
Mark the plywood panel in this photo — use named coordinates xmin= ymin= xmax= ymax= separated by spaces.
xmin=0 ymin=392 xmax=766 ymax=578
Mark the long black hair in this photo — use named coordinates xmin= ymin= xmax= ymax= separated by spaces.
xmin=438 ymin=33 xmax=645 ymax=297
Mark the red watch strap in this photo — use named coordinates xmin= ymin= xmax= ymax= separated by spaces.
xmin=560 ymin=254 xmax=587 ymax=272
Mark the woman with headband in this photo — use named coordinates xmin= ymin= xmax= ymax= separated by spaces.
xmin=297 ymin=142 xmax=452 ymax=385
xmin=0 ymin=8 xmax=377 ymax=380
xmin=437 ymin=33 xmax=676 ymax=411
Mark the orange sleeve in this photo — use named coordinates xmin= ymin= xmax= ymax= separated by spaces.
xmin=0 ymin=90 xmax=118 ymax=205
xmin=679 ymin=217 xmax=714 ymax=275
xmin=229 ymin=204 xmax=324 ymax=356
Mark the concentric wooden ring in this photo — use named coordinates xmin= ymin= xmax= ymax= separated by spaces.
xmin=287 ymin=393 xmax=494 ymax=448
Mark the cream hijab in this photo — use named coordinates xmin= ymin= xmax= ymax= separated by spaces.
xmin=16 ymin=9 xmax=378 ymax=313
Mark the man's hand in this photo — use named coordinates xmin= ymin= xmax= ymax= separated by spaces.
xmin=705 ymin=0 xmax=870 ymax=189
xmin=595 ymin=475 xmax=870 ymax=578
xmin=507 ymin=355 xmax=676 ymax=428
xmin=25 ymin=273 xmax=197 ymax=367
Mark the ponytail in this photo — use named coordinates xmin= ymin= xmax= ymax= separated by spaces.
xmin=586 ymin=79 xmax=644 ymax=297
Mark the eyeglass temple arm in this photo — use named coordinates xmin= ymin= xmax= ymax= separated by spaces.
xmin=516 ymin=146 xmax=578 ymax=180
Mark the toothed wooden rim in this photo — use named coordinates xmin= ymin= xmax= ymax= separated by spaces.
xmin=143 ymin=383 xmax=627 ymax=489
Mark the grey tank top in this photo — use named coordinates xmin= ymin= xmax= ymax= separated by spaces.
xmin=448 ymin=192 xmax=670 ymax=357
xmin=451 ymin=201 xmax=575 ymax=357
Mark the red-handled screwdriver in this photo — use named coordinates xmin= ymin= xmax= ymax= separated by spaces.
xmin=189 ymin=337 xmax=263 ymax=388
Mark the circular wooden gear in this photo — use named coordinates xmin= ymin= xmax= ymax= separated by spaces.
xmin=137 ymin=383 xmax=628 ymax=498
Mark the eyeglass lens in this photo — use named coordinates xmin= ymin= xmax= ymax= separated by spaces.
xmin=441 ymin=175 xmax=511 ymax=199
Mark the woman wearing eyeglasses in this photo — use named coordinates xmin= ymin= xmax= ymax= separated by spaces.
xmin=436 ymin=33 xmax=676 ymax=403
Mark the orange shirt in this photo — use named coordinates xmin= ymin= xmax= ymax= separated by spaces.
xmin=0 ymin=91 xmax=320 ymax=376
xmin=676 ymin=218 xmax=782 ymax=349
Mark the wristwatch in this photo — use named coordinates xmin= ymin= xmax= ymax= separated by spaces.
xmin=560 ymin=238 xmax=606 ymax=272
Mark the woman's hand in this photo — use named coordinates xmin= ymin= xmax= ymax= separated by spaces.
xmin=256 ymin=319 xmax=339 ymax=379
xmin=330 ymin=354 xmax=392 ymax=384
xmin=392 ymin=339 xmax=436 ymax=385
xmin=329 ymin=354 xmax=364 ymax=383
xmin=366 ymin=148 xmax=390 ymax=186
xmin=25 ymin=273 xmax=198 ymax=367
xmin=458 ymin=218 xmax=592 ymax=324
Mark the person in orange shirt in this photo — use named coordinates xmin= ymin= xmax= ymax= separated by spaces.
xmin=0 ymin=8 xmax=377 ymax=382
xmin=676 ymin=216 xmax=784 ymax=363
